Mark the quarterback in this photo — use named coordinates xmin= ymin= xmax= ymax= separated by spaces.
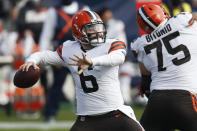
xmin=20 ymin=10 xmax=144 ymax=131
xmin=131 ymin=4 xmax=197 ymax=131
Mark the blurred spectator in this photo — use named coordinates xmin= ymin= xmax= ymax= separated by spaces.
xmin=39 ymin=0 xmax=89 ymax=122
xmin=16 ymin=0 xmax=47 ymax=44
xmin=0 ymin=0 xmax=48 ymax=117
xmin=0 ymin=0 xmax=17 ymax=31
xmin=162 ymin=0 xmax=192 ymax=16
xmin=0 ymin=14 xmax=45 ymax=117
xmin=13 ymin=1 xmax=47 ymax=105
xmin=191 ymin=0 xmax=197 ymax=11
xmin=0 ymin=21 xmax=18 ymax=56
xmin=14 ymin=0 xmax=47 ymax=104
xmin=0 ymin=0 xmax=10 ymax=19
xmin=96 ymin=6 xmax=127 ymax=43
xmin=0 ymin=20 xmax=18 ymax=116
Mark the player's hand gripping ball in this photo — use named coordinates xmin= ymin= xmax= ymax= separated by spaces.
xmin=14 ymin=66 xmax=40 ymax=88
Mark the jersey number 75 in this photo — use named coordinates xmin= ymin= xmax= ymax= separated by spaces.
xmin=144 ymin=31 xmax=191 ymax=71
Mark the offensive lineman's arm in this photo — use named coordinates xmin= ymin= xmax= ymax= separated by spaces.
xmin=138 ymin=62 xmax=151 ymax=97
xmin=130 ymin=40 xmax=151 ymax=97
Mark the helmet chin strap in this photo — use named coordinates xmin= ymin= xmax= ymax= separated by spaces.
xmin=90 ymin=38 xmax=104 ymax=46
xmin=81 ymin=37 xmax=104 ymax=46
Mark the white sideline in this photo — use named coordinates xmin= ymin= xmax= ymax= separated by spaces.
xmin=0 ymin=121 xmax=74 ymax=129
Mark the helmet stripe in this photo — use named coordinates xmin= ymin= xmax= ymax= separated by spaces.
xmin=139 ymin=7 xmax=157 ymax=29
xmin=137 ymin=11 xmax=154 ymax=31
xmin=141 ymin=7 xmax=158 ymax=27
xmin=93 ymin=12 xmax=99 ymax=19
xmin=83 ymin=10 xmax=97 ymax=21
xmin=89 ymin=11 xmax=97 ymax=20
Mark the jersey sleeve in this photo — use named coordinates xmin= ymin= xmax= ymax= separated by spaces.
xmin=108 ymin=41 xmax=126 ymax=54
xmin=175 ymin=12 xmax=194 ymax=27
xmin=26 ymin=50 xmax=65 ymax=66
xmin=130 ymin=38 xmax=144 ymax=62
xmin=56 ymin=44 xmax=64 ymax=61
xmin=130 ymin=38 xmax=140 ymax=53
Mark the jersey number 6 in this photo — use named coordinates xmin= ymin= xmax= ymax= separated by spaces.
xmin=144 ymin=31 xmax=191 ymax=71
xmin=78 ymin=67 xmax=99 ymax=93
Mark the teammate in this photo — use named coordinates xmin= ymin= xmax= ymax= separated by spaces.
xmin=20 ymin=10 xmax=144 ymax=131
xmin=131 ymin=4 xmax=197 ymax=131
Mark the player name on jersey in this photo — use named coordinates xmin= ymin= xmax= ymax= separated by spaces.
xmin=146 ymin=24 xmax=172 ymax=42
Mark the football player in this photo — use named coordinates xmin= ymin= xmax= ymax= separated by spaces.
xmin=20 ymin=10 xmax=144 ymax=131
xmin=131 ymin=4 xmax=197 ymax=131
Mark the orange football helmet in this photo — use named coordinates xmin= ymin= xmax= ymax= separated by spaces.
xmin=72 ymin=10 xmax=106 ymax=46
xmin=137 ymin=4 xmax=169 ymax=33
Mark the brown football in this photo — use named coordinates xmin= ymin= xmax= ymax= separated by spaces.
xmin=13 ymin=66 xmax=40 ymax=88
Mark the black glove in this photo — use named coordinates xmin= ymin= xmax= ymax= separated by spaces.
xmin=140 ymin=75 xmax=152 ymax=98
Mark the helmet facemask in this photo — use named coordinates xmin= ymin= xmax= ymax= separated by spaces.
xmin=81 ymin=22 xmax=106 ymax=47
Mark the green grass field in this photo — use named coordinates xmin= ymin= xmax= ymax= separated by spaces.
xmin=0 ymin=103 xmax=145 ymax=131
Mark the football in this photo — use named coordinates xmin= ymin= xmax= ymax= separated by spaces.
xmin=13 ymin=66 xmax=40 ymax=88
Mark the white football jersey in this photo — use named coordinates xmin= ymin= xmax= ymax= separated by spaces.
xmin=131 ymin=12 xmax=197 ymax=94
xmin=27 ymin=38 xmax=139 ymax=121
xmin=56 ymin=39 xmax=126 ymax=115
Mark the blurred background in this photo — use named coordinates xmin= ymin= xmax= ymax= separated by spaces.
xmin=0 ymin=0 xmax=195 ymax=130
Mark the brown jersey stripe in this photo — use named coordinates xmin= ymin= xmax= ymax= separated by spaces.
xmin=188 ymin=17 xmax=194 ymax=26
xmin=111 ymin=42 xmax=126 ymax=49
xmin=57 ymin=45 xmax=63 ymax=54
xmin=56 ymin=49 xmax=64 ymax=61
xmin=109 ymin=41 xmax=126 ymax=53
xmin=56 ymin=45 xmax=64 ymax=61
xmin=190 ymin=93 xmax=197 ymax=112
xmin=59 ymin=45 xmax=63 ymax=52
xmin=108 ymin=46 xmax=126 ymax=53
xmin=111 ymin=41 xmax=126 ymax=47
xmin=110 ymin=44 xmax=126 ymax=51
